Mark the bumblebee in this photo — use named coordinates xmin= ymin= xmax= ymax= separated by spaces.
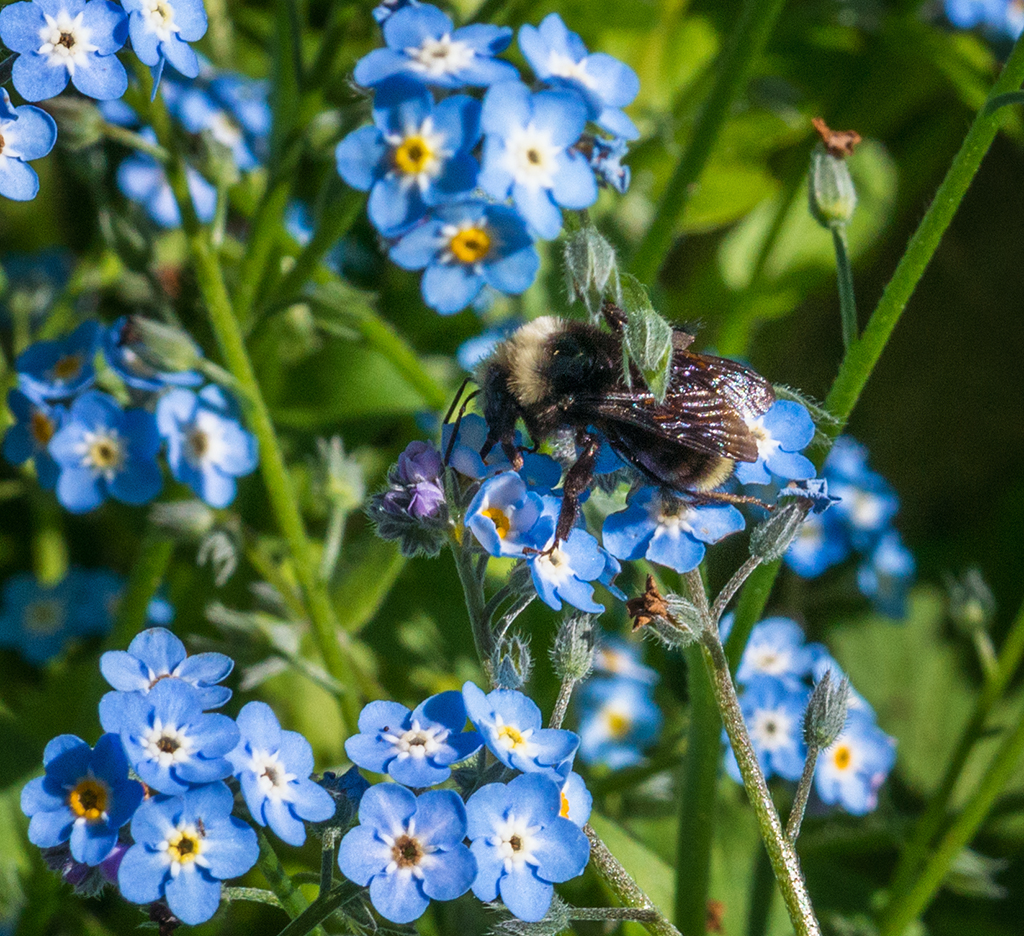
xmin=471 ymin=304 xmax=775 ymax=544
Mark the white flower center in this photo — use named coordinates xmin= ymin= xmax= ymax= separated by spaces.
xmin=184 ymin=411 xmax=227 ymax=468
xmin=749 ymin=707 xmax=795 ymax=753
xmin=406 ymin=34 xmax=476 ymax=78
xmin=139 ymin=0 xmax=181 ymax=43
xmin=533 ymin=544 xmax=575 ymax=585
xmin=850 ymin=491 xmax=884 ymax=529
xmin=141 ymin=717 xmax=195 ymax=767
xmin=37 ymin=11 xmax=98 ymax=75
xmin=379 ymin=819 xmax=438 ymax=880
xmin=209 ymin=111 xmax=243 ymax=150
xmin=74 ymin=429 xmax=125 ymax=481
xmin=384 ymin=719 xmax=449 ymax=760
xmin=747 ymin=417 xmax=782 ymax=461
xmin=385 ymin=117 xmax=448 ymax=192
xmin=545 ymin=51 xmax=596 ymax=88
xmin=488 ymin=812 xmax=542 ymax=872
xmin=654 ymin=501 xmax=697 ymax=536
xmin=749 ymin=646 xmax=792 ymax=676
xmin=501 ymin=122 xmax=561 ymax=190
xmin=248 ymin=748 xmax=298 ymax=802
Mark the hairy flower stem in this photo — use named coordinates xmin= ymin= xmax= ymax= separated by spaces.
xmin=140 ymin=69 xmax=361 ymax=732
xmin=711 ymin=555 xmax=763 ymax=626
xmin=877 ymin=703 xmax=1024 ymax=936
xmin=451 ymin=536 xmax=495 ymax=676
xmin=256 ymin=829 xmax=326 ymax=935
xmin=584 ymin=825 xmax=683 ymax=936
xmin=832 ymin=226 xmax=857 ymax=349
xmin=885 ymin=595 xmax=1024 ymax=907
xmin=631 ymin=0 xmax=788 ymax=283
xmin=570 ymin=907 xmax=662 ymax=922
xmin=785 ymin=746 xmax=819 ymax=842
xmin=548 ymin=675 xmax=576 ymax=730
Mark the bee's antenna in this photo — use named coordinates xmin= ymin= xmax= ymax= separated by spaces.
xmin=443 ymin=388 xmax=481 ymax=466
xmin=443 ymin=376 xmax=474 ymax=426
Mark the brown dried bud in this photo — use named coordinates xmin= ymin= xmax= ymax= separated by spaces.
xmin=812 ymin=117 xmax=862 ymax=159
xmin=627 ymin=575 xmax=670 ymax=631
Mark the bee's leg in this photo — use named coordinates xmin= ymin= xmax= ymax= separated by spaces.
xmin=691 ymin=490 xmax=774 ymax=510
xmin=443 ymin=387 xmax=481 ymax=466
xmin=555 ymin=432 xmax=601 ymax=544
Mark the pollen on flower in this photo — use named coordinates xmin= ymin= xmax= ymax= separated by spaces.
xmin=68 ymin=778 xmax=109 ymax=821
xmin=605 ymin=710 xmax=631 ymax=738
xmin=483 ymin=506 xmax=511 ymax=538
xmin=394 ymin=136 xmax=433 ymax=174
xmin=166 ymin=826 xmax=204 ymax=866
xmin=391 ymin=833 xmax=425 ymax=868
xmin=449 ymin=227 xmax=491 ymax=264
xmin=559 ymin=790 xmax=571 ymax=818
xmin=497 ymin=724 xmax=526 ymax=748
xmin=833 ymin=745 xmax=852 ymax=770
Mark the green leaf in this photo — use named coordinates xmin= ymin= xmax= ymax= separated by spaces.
xmin=332 ymin=536 xmax=406 ymax=634
xmin=619 ymin=275 xmax=673 ymax=402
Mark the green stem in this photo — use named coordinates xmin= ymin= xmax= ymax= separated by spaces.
xmin=832 ymin=226 xmax=857 ymax=349
xmin=584 ymin=825 xmax=682 ymax=936
xmin=106 ymin=535 xmax=174 ymax=650
xmin=30 ymin=490 xmax=67 ymax=586
xmin=785 ymin=746 xmax=819 ymax=842
xmin=100 ymin=123 xmax=169 ymax=161
xmin=746 ymin=845 xmax=776 ymax=936
xmin=724 ymin=559 xmax=782 ymax=674
xmin=674 ymin=643 xmax=721 ymax=936
xmin=256 ymin=829 xmax=320 ymax=926
xmin=698 ymin=630 xmax=820 ymax=936
xmin=141 ymin=70 xmax=360 ymax=733
xmin=823 ymin=30 xmax=1024 ymax=432
xmin=451 ymin=536 xmax=494 ymax=672
xmin=548 ymin=674 xmax=576 ymax=730
xmin=569 ymin=908 xmax=662 ymax=922
xmin=234 ymin=175 xmax=295 ymax=328
xmin=221 ymin=887 xmax=285 ymax=909
xmin=877 ymin=705 xmax=1024 ymax=936
xmin=886 ymin=596 xmax=1024 ymax=902
xmin=631 ymin=0 xmax=788 ymax=283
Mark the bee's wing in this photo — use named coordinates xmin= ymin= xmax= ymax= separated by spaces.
xmin=573 ymin=352 xmax=775 ymax=463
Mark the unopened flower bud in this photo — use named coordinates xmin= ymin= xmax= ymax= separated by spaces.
xmin=492 ymin=633 xmax=532 ymax=690
xmin=317 ymin=436 xmax=366 ymax=513
xmin=946 ymin=568 xmax=996 ymax=637
xmin=45 ymin=96 xmax=106 ymax=150
xmin=120 ymin=316 xmax=205 ymax=374
xmin=310 ymin=766 xmax=370 ymax=832
xmin=550 ymin=613 xmax=595 ymax=682
xmin=809 ymin=143 xmax=857 ymax=229
xmin=804 ymin=669 xmax=850 ymax=751
xmin=150 ymin=499 xmax=218 ymax=537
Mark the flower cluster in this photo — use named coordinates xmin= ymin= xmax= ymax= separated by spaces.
xmin=336 ymin=5 xmax=639 ymax=314
xmin=21 ymin=627 xmax=339 ymax=925
xmin=575 ymin=634 xmax=662 ymax=769
xmin=784 ymin=437 xmax=914 ymax=616
xmin=724 ymin=615 xmax=897 ymax=815
xmin=3 ymin=317 xmax=258 ymax=512
xmin=0 ymin=0 xmax=213 ymax=201
xmin=0 ymin=565 xmax=171 ymax=665
xmin=341 ymin=681 xmax=591 ymax=923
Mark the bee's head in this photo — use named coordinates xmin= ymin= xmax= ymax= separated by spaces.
xmin=479 ymin=316 xmax=566 ymax=408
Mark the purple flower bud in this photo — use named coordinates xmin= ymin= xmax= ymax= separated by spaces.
xmin=397 ymin=440 xmax=443 ymax=484
xmin=408 ymin=479 xmax=445 ymax=518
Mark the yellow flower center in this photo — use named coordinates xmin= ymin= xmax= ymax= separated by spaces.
xmin=30 ymin=411 xmax=56 ymax=446
xmin=449 ymin=227 xmax=491 ymax=264
xmin=607 ymin=711 xmax=631 ymax=738
xmin=68 ymin=778 xmax=109 ymax=821
xmin=167 ymin=829 xmax=203 ymax=865
xmin=483 ymin=506 xmax=511 ymax=538
xmin=394 ymin=135 xmax=434 ymax=174
xmin=498 ymin=725 xmax=526 ymax=748
xmin=559 ymin=790 xmax=571 ymax=819
xmin=51 ymin=354 xmax=83 ymax=381
xmin=89 ymin=438 xmax=122 ymax=470
xmin=833 ymin=745 xmax=852 ymax=770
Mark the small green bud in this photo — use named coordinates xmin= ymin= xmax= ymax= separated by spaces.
xmin=492 ymin=633 xmax=532 ymax=690
xmin=317 ymin=436 xmax=366 ymax=514
xmin=549 ymin=613 xmax=595 ymax=682
xmin=149 ymin=499 xmax=217 ymax=537
xmin=809 ymin=143 xmax=857 ymax=229
xmin=946 ymin=568 xmax=996 ymax=637
xmin=750 ymin=501 xmax=811 ymax=562
xmin=198 ymin=531 xmax=239 ymax=587
xmin=45 ymin=97 xmax=105 ymax=150
xmin=804 ymin=669 xmax=850 ymax=751
xmin=121 ymin=316 xmax=205 ymax=374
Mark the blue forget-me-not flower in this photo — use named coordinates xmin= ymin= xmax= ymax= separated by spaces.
xmin=0 ymin=0 xmax=128 ymax=101
xmin=117 ymin=781 xmax=258 ymax=925
xmin=21 ymin=733 xmax=144 ymax=866
xmin=465 ymin=772 xmax=590 ymax=922
xmin=337 ymin=784 xmax=477 ymax=924
xmin=725 ymin=676 xmax=809 ymax=784
xmin=466 ymin=472 xmax=553 ymax=558
xmin=478 ymin=80 xmax=597 ymax=239
xmin=576 ymin=676 xmax=662 ymax=770
xmin=336 ymin=76 xmax=481 ymax=237
xmin=2 ymin=389 xmax=64 ymax=489
xmin=518 ymin=12 xmax=640 ymax=140
xmin=345 ymin=692 xmax=482 ymax=788
xmin=121 ymin=0 xmax=208 ymax=90
xmin=354 ymin=4 xmax=517 ymax=89
xmin=156 ymin=385 xmax=258 ymax=509
xmin=390 ymin=199 xmax=540 ymax=314
xmin=735 ymin=617 xmax=817 ymax=690
xmin=117 ymin=678 xmax=239 ymax=795
xmin=227 ymin=702 xmax=335 ymax=846
xmin=734 ymin=400 xmax=816 ymax=486
xmin=15 ymin=320 xmax=99 ymax=402
xmin=602 ymin=487 xmax=746 ymax=575
xmin=463 ymin=681 xmax=578 ymax=782
xmin=102 ymin=317 xmax=203 ymax=392
xmin=815 ymin=710 xmax=897 ymax=815
xmin=48 ymin=390 xmax=163 ymax=513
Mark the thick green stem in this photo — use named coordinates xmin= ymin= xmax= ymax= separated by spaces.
xmin=674 ymin=643 xmax=721 ymax=936
xmin=832 ymin=226 xmax=857 ymax=349
xmin=823 ymin=30 xmax=1024 ymax=430
xmin=106 ymin=535 xmax=174 ymax=650
xmin=584 ymin=825 xmax=682 ymax=936
xmin=877 ymin=705 xmax=1024 ymax=936
xmin=631 ymin=0 xmax=788 ymax=283
xmin=886 ymin=596 xmax=1024 ymax=902
xmin=234 ymin=175 xmax=295 ymax=328
xmin=699 ymin=631 xmax=820 ymax=936
xmin=142 ymin=72 xmax=360 ymax=733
